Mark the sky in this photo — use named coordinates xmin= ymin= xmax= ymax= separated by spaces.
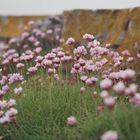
xmin=0 ymin=0 xmax=140 ymax=15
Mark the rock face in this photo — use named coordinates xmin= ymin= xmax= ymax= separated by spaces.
xmin=0 ymin=7 xmax=140 ymax=55
xmin=62 ymin=7 xmax=140 ymax=54
xmin=0 ymin=16 xmax=47 ymax=37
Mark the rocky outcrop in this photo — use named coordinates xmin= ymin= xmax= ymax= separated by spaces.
xmin=62 ymin=7 xmax=140 ymax=54
xmin=0 ymin=16 xmax=47 ymax=37
xmin=0 ymin=7 xmax=140 ymax=55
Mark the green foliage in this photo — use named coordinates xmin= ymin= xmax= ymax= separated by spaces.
xmin=1 ymin=77 xmax=140 ymax=140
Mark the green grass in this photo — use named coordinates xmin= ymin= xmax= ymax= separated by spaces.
xmin=1 ymin=76 xmax=140 ymax=140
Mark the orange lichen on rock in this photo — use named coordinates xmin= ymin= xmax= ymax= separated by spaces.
xmin=0 ymin=16 xmax=47 ymax=37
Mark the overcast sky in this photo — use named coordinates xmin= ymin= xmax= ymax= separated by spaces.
xmin=0 ymin=0 xmax=140 ymax=15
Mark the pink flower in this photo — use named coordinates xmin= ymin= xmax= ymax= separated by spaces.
xmin=45 ymin=53 xmax=56 ymax=60
xmin=67 ymin=116 xmax=77 ymax=127
xmin=16 ymin=63 xmax=24 ymax=69
xmin=80 ymin=76 xmax=88 ymax=83
xmin=54 ymin=74 xmax=59 ymax=81
xmin=28 ymin=36 xmax=37 ymax=43
xmin=100 ymin=78 xmax=113 ymax=90
xmin=130 ymin=93 xmax=140 ymax=106
xmin=105 ymin=44 xmax=111 ymax=48
xmin=74 ymin=63 xmax=81 ymax=70
xmin=85 ymin=78 xmax=92 ymax=86
xmin=0 ymin=76 xmax=8 ymax=85
xmin=46 ymin=29 xmax=53 ymax=34
xmin=48 ymin=68 xmax=56 ymax=75
xmin=127 ymin=57 xmax=134 ymax=62
xmin=7 ymin=99 xmax=16 ymax=107
xmin=35 ymin=56 xmax=44 ymax=63
xmin=85 ymin=77 xmax=98 ymax=86
xmin=34 ymin=47 xmax=42 ymax=54
xmin=57 ymin=51 xmax=65 ymax=58
xmin=101 ymin=130 xmax=118 ymax=140
xmin=121 ymin=50 xmax=130 ymax=56
xmin=8 ymin=73 xmax=23 ymax=84
xmin=0 ymin=100 xmax=7 ymax=110
xmin=34 ymin=41 xmax=40 ymax=46
xmin=41 ymin=59 xmax=52 ymax=67
xmin=4 ymin=108 xmax=18 ymax=123
xmin=104 ymin=96 xmax=116 ymax=109
xmin=2 ymin=85 xmax=9 ymax=93
xmin=14 ymin=87 xmax=23 ymax=95
xmin=21 ymin=32 xmax=29 ymax=40
xmin=74 ymin=46 xmax=87 ymax=56
xmin=66 ymin=37 xmax=75 ymax=45
xmin=80 ymin=87 xmax=86 ymax=94
xmin=0 ymin=90 xmax=6 ymax=97
xmin=83 ymin=33 xmax=95 ymax=41
xmin=100 ymin=91 xmax=109 ymax=99
xmin=113 ymin=81 xmax=125 ymax=95
xmin=137 ymin=53 xmax=140 ymax=58
xmin=87 ymin=40 xmax=99 ymax=48
xmin=125 ymin=84 xmax=137 ymax=97
xmin=6 ymin=108 xmax=18 ymax=117
xmin=119 ymin=69 xmax=135 ymax=80
xmin=28 ymin=67 xmax=38 ymax=74
xmin=28 ymin=20 xmax=35 ymax=26
xmin=9 ymin=38 xmax=16 ymax=45
xmin=53 ymin=57 xmax=60 ymax=64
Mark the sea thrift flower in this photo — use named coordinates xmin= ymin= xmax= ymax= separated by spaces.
xmin=104 ymin=96 xmax=116 ymax=110
xmin=14 ymin=87 xmax=23 ymax=95
xmin=105 ymin=44 xmax=111 ymax=48
xmin=121 ymin=50 xmax=130 ymax=56
xmin=127 ymin=57 xmax=134 ymax=62
xmin=7 ymin=99 xmax=16 ymax=107
xmin=28 ymin=67 xmax=38 ymax=74
xmin=80 ymin=76 xmax=88 ymax=83
xmin=28 ymin=20 xmax=35 ymax=26
xmin=87 ymin=40 xmax=99 ymax=48
xmin=54 ymin=74 xmax=59 ymax=81
xmin=9 ymin=38 xmax=16 ymax=45
xmin=100 ymin=91 xmax=109 ymax=99
xmin=97 ymin=105 xmax=103 ymax=112
xmin=119 ymin=69 xmax=135 ymax=80
xmin=21 ymin=32 xmax=29 ymax=40
xmin=35 ymin=56 xmax=44 ymax=62
xmin=34 ymin=41 xmax=40 ymax=46
xmin=16 ymin=63 xmax=24 ymax=69
xmin=34 ymin=47 xmax=42 ymax=54
xmin=0 ymin=90 xmax=5 ymax=97
xmin=101 ymin=130 xmax=118 ymax=140
xmin=92 ymin=91 xmax=98 ymax=97
xmin=130 ymin=93 xmax=140 ymax=106
xmin=125 ymin=84 xmax=137 ymax=96
xmin=5 ymin=108 xmax=18 ymax=123
xmin=2 ymin=84 xmax=9 ymax=93
xmin=137 ymin=53 xmax=140 ymax=58
xmin=80 ymin=87 xmax=86 ymax=94
xmin=85 ymin=77 xmax=97 ymax=86
xmin=100 ymin=78 xmax=113 ymax=90
xmin=46 ymin=29 xmax=53 ymax=34
xmin=48 ymin=68 xmax=56 ymax=75
xmin=66 ymin=37 xmax=75 ymax=45
xmin=113 ymin=81 xmax=125 ymax=95
xmin=0 ymin=100 xmax=7 ymax=109
xmin=0 ymin=76 xmax=8 ymax=85
xmin=83 ymin=33 xmax=95 ymax=41
xmin=67 ymin=116 xmax=77 ymax=127
xmin=74 ymin=46 xmax=87 ymax=56
xmin=28 ymin=36 xmax=37 ymax=43
xmin=8 ymin=73 xmax=23 ymax=84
